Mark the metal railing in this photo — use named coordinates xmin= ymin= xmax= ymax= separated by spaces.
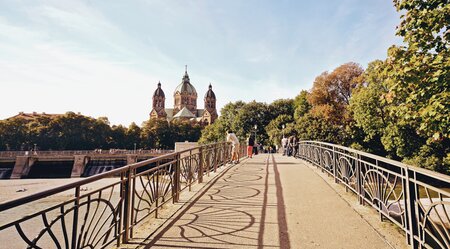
xmin=298 ymin=141 xmax=450 ymax=249
xmin=0 ymin=142 xmax=236 ymax=249
xmin=0 ymin=149 xmax=173 ymax=158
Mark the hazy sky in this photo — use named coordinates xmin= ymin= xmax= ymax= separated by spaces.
xmin=0 ymin=0 xmax=402 ymax=126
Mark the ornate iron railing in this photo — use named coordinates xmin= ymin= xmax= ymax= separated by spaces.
xmin=298 ymin=141 xmax=450 ymax=249
xmin=0 ymin=142 xmax=236 ymax=249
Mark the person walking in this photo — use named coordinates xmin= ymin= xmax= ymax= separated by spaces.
xmin=287 ymin=135 xmax=294 ymax=156
xmin=281 ymin=136 xmax=288 ymax=156
xmin=247 ymin=134 xmax=255 ymax=158
xmin=292 ymin=136 xmax=298 ymax=157
xmin=226 ymin=130 xmax=240 ymax=164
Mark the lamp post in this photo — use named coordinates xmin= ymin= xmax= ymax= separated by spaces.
xmin=254 ymin=124 xmax=258 ymax=155
xmin=134 ymin=143 xmax=137 ymax=153
xmin=282 ymin=124 xmax=286 ymax=138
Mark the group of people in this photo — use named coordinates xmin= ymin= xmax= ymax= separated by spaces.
xmin=226 ymin=130 xmax=297 ymax=163
xmin=226 ymin=130 xmax=260 ymax=164
xmin=281 ymin=135 xmax=298 ymax=157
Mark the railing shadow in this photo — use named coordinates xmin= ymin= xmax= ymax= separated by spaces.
xmin=139 ymin=154 xmax=291 ymax=249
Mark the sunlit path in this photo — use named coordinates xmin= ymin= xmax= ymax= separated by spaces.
xmin=136 ymin=154 xmax=393 ymax=249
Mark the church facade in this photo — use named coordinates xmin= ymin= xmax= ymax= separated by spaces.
xmin=149 ymin=69 xmax=218 ymax=124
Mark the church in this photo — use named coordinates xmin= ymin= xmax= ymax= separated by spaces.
xmin=149 ymin=68 xmax=218 ymax=124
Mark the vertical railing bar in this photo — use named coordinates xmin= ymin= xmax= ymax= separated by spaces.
xmin=189 ymin=150 xmax=192 ymax=191
xmin=117 ymin=172 xmax=124 ymax=247
xmin=405 ymin=167 xmax=419 ymax=248
xmin=356 ymin=153 xmax=363 ymax=205
xmin=174 ymin=153 xmax=181 ymax=202
xmin=122 ymin=166 xmax=132 ymax=243
xmin=333 ymin=146 xmax=338 ymax=183
xmin=155 ymin=161 xmax=159 ymax=219
xmin=71 ymin=186 xmax=80 ymax=249
xmin=199 ymin=147 xmax=203 ymax=184
xmin=214 ymin=144 xmax=218 ymax=173
xmin=130 ymin=168 xmax=136 ymax=238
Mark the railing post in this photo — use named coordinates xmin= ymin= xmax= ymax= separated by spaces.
xmin=356 ymin=153 xmax=363 ymax=205
xmin=214 ymin=144 xmax=218 ymax=172
xmin=122 ymin=167 xmax=132 ymax=243
xmin=174 ymin=154 xmax=181 ymax=202
xmin=319 ymin=145 xmax=322 ymax=168
xmin=189 ymin=150 xmax=192 ymax=191
xmin=206 ymin=146 xmax=211 ymax=176
xmin=198 ymin=146 xmax=203 ymax=183
xmin=71 ymin=186 xmax=80 ymax=249
xmin=333 ymin=146 xmax=338 ymax=183
xmin=155 ymin=162 xmax=159 ymax=218
xmin=130 ymin=168 xmax=136 ymax=238
xmin=405 ymin=168 xmax=419 ymax=248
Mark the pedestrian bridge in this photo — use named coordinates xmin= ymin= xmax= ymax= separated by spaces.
xmin=0 ymin=142 xmax=449 ymax=249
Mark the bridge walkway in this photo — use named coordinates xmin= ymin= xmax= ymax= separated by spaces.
xmin=138 ymin=153 xmax=394 ymax=249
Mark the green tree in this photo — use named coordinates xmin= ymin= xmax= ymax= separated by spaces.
xmin=293 ymin=90 xmax=311 ymax=119
xmin=232 ymin=101 xmax=271 ymax=143
xmin=382 ymin=0 xmax=450 ymax=172
xmin=126 ymin=122 xmax=142 ymax=149
xmin=141 ymin=119 xmax=172 ymax=149
xmin=350 ymin=60 xmax=391 ymax=156
xmin=266 ymin=114 xmax=294 ymax=146
xmin=295 ymin=114 xmax=342 ymax=143
xmin=268 ymin=99 xmax=295 ymax=119
xmin=199 ymin=101 xmax=246 ymax=144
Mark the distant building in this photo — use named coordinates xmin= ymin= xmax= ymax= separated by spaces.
xmin=149 ymin=68 xmax=218 ymax=124
xmin=6 ymin=112 xmax=61 ymax=121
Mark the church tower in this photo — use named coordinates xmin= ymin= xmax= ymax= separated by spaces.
xmin=202 ymin=83 xmax=218 ymax=124
xmin=173 ymin=66 xmax=197 ymax=114
xmin=149 ymin=81 xmax=167 ymax=119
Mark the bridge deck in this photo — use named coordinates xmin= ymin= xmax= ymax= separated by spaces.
xmin=137 ymin=154 xmax=393 ymax=249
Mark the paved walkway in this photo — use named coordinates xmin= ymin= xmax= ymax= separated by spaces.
xmin=142 ymin=154 xmax=393 ymax=249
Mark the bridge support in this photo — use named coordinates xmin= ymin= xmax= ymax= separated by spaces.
xmin=126 ymin=155 xmax=137 ymax=165
xmin=71 ymin=155 xmax=89 ymax=178
xmin=10 ymin=156 xmax=37 ymax=179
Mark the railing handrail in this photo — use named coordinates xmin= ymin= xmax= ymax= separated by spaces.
xmin=299 ymin=140 xmax=450 ymax=182
xmin=0 ymin=149 xmax=174 ymax=158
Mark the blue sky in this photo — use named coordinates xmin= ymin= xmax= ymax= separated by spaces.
xmin=0 ymin=0 xmax=402 ymax=125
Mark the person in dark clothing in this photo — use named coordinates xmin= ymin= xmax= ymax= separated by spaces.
xmin=247 ymin=134 xmax=255 ymax=158
xmin=287 ymin=135 xmax=294 ymax=156
xmin=291 ymin=136 xmax=298 ymax=157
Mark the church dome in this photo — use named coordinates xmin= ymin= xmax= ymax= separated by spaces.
xmin=153 ymin=81 xmax=165 ymax=97
xmin=205 ymin=83 xmax=216 ymax=99
xmin=174 ymin=71 xmax=197 ymax=95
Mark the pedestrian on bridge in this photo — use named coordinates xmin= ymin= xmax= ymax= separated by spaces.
xmin=291 ymin=136 xmax=298 ymax=157
xmin=281 ymin=136 xmax=288 ymax=155
xmin=226 ymin=130 xmax=240 ymax=164
xmin=247 ymin=134 xmax=255 ymax=158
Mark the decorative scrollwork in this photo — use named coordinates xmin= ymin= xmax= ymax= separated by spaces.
xmin=322 ymin=150 xmax=333 ymax=171
xmin=362 ymin=169 xmax=404 ymax=224
xmin=9 ymin=186 xmax=121 ymax=249
xmin=336 ymin=156 xmax=355 ymax=186
xmin=133 ymin=164 xmax=174 ymax=224
xmin=418 ymin=197 xmax=450 ymax=248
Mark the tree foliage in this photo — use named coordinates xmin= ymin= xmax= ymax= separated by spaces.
xmin=0 ymin=113 xmax=202 ymax=151
xmin=309 ymin=63 xmax=364 ymax=124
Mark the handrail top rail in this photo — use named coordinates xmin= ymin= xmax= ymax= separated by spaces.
xmin=0 ymin=142 xmax=229 ymax=212
xmin=299 ymin=140 xmax=450 ymax=182
xmin=0 ymin=149 xmax=174 ymax=157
